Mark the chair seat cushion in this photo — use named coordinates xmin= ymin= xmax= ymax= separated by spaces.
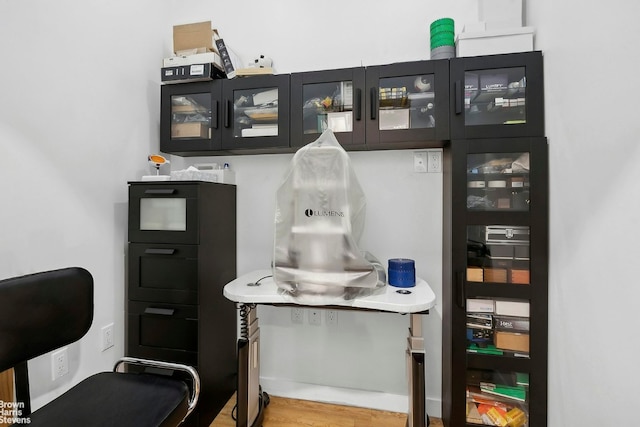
xmin=25 ymin=372 xmax=189 ymax=427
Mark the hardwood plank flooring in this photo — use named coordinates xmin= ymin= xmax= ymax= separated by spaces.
xmin=210 ymin=394 xmax=444 ymax=427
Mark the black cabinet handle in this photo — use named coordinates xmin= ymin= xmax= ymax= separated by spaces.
xmin=456 ymin=271 xmax=465 ymax=309
xmin=144 ymin=307 xmax=175 ymax=316
xmin=144 ymin=189 xmax=176 ymax=195
xmin=455 ymin=80 xmax=462 ymax=115
xmin=354 ymin=88 xmax=362 ymax=121
xmin=370 ymin=87 xmax=377 ymax=120
xmin=212 ymin=100 xmax=218 ymax=129
xmin=224 ymin=100 xmax=231 ymax=128
xmin=144 ymin=248 xmax=176 ymax=255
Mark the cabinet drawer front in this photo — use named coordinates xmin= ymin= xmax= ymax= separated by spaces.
xmin=127 ymin=301 xmax=198 ymax=363
xmin=128 ymin=183 xmax=200 ymax=244
xmin=128 ymin=243 xmax=198 ymax=304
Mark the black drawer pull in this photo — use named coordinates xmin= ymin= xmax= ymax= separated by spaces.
xmin=370 ymin=87 xmax=377 ymax=120
xmin=456 ymin=271 xmax=465 ymax=309
xmin=454 ymin=80 xmax=462 ymax=115
xmin=211 ymin=100 xmax=218 ymax=129
xmin=354 ymin=88 xmax=362 ymax=121
xmin=224 ymin=100 xmax=231 ymax=128
xmin=144 ymin=248 xmax=176 ymax=255
xmin=144 ymin=307 xmax=175 ymax=316
xmin=144 ymin=189 xmax=176 ymax=195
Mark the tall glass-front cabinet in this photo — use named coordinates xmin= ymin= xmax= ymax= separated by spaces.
xmin=443 ymin=52 xmax=548 ymax=427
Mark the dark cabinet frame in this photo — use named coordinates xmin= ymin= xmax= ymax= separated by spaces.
xmin=449 ymin=51 xmax=544 ymax=140
xmin=127 ymin=181 xmax=237 ymax=427
xmin=442 ymin=137 xmax=548 ymax=427
xmin=160 ymin=80 xmax=222 ymax=155
xmin=365 ymin=59 xmax=450 ymax=147
xmin=160 ymin=53 xmax=544 ymax=156
xmin=220 ymin=73 xmax=290 ymax=151
xmin=290 ymin=67 xmax=367 ymax=149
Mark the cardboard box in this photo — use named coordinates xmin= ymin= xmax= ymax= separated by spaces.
xmin=467 ymin=298 xmax=494 ymax=313
xmin=495 ymin=300 xmax=529 ymax=317
xmin=456 ymin=27 xmax=534 ymax=58
xmin=495 ymin=331 xmax=529 ymax=353
xmin=484 ymin=268 xmax=508 ymax=283
xmin=173 ymin=21 xmax=214 ymax=55
xmin=466 ymin=267 xmax=484 ymax=282
xmin=163 ymin=51 xmax=223 ymax=69
xmin=171 ymin=123 xmax=209 ymax=139
xmin=510 ymin=269 xmax=530 ymax=284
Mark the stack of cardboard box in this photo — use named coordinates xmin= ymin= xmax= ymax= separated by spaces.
xmin=161 ymin=21 xmax=230 ymax=83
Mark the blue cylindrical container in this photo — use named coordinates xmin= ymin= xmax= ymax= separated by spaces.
xmin=388 ymin=258 xmax=416 ymax=288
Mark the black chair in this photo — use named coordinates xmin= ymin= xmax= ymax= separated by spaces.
xmin=0 ymin=267 xmax=200 ymax=427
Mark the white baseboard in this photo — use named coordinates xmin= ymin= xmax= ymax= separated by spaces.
xmin=259 ymin=376 xmax=442 ymax=418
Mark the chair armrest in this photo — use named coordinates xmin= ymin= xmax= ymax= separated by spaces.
xmin=114 ymin=356 xmax=201 ymax=419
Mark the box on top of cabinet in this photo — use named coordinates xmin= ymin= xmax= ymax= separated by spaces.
xmin=456 ymin=27 xmax=534 ymax=58
xmin=173 ymin=21 xmax=214 ymax=54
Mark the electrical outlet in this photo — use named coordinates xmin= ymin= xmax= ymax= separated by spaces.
xmin=291 ymin=308 xmax=304 ymax=324
xmin=413 ymin=152 xmax=428 ymax=173
xmin=101 ymin=323 xmax=114 ymax=351
xmin=427 ymin=149 xmax=443 ymax=173
xmin=326 ymin=310 xmax=338 ymax=326
xmin=51 ymin=347 xmax=69 ymax=381
xmin=308 ymin=309 xmax=322 ymax=326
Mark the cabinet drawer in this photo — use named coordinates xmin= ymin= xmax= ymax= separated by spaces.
xmin=128 ymin=243 xmax=198 ymax=304
xmin=127 ymin=301 xmax=198 ymax=365
xmin=128 ymin=182 xmax=200 ymax=244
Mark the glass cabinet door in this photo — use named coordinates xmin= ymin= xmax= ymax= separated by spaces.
xmin=365 ymin=60 xmax=449 ymax=146
xmin=467 ymin=225 xmax=531 ymax=287
xmin=450 ymin=51 xmax=544 ymax=139
xmin=466 ymin=368 xmax=530 ymax=426
xmin=467 ymin=152 xmax=530 ymax=212
xmin=221 ymin=74 xmax=290 ymax=150
xmin=463 ymin=67 xmax=526 ymax=127
xmin=290 ymin=68 xmax=366 ymax=148
xmin=160 ymin=81 xmax=221 ymax=154
xmin=443 ymin=138 xmax=548 ymax=427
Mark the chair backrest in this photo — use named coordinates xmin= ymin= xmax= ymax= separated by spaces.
xmin=0 ymin=267 xmax=93 ymax=372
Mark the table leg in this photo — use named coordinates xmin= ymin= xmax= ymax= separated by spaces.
xmin=407 ymin=313 xmax=428 ymax=427
xmin=237 ymin=304 xmax=266 ymax=427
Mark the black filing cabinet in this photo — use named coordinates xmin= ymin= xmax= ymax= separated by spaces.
xmin=127 ymin=181 xmax=237 ymax=427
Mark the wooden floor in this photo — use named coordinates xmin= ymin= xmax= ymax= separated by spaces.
xmin=211 ymin=394 xmax=444 ymax=427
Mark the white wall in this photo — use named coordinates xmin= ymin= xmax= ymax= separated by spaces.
xmin=528 ymin=1 xmax=640 ymax=425
xmin=0 ymin=0 xmax=637 ymax=424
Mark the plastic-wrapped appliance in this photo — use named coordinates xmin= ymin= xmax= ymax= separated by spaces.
xmin=273 ymin=129 xmax=385 ymax=304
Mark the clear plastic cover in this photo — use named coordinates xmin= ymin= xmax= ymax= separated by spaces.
xmin=273 ymin=129 xmax=385 ymax=304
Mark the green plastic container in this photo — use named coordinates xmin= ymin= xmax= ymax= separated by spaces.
xmin=430 ymin=17 xmax=454 ymax=30
xmin=430 ymin=23 xmax=455 ymax=36
xmin=430 ymin=33 xmax=455 ymax=49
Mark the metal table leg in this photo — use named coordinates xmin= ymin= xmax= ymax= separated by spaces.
xmin=407 ymin=313 xmax=428 ymax=427
xmin=237 ymin=304 xmax=267 ymax=427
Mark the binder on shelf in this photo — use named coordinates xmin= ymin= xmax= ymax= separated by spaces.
xmin=213 ymin=30 xmax=236 ymax=79
xmin=163 ymin=51 xmax=224 ymax=69
xmin=161 ymin=63 xmax=225 ymax=84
